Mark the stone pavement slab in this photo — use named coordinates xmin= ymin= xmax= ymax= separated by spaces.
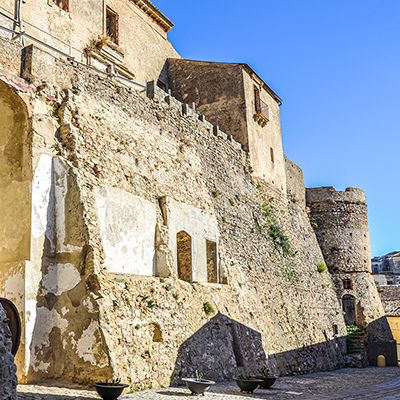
xmin=17 ymin=366 xmax=400 ymax=400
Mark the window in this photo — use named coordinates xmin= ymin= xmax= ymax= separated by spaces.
xmin=106 ymin=6 xmax=119 ymax=45
xmin=342 ymin=279 xmax=352 ymax=290
xmin=270 ymin=147 xmax=274 ymax=163
xmin=54 ymin=0 xmax=69 ymax=12
xmin=177 ymin=231 xmax=192 ymax=282
xmin=254 ymin=85 xmax=261 ymax=114
xmin=206 ymin=240 xmax=218 ymax=283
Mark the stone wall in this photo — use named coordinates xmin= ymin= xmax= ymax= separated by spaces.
xmin=0 ymin=304 xmax=17 ymax=400
xmin=167 ymin=59 xmax=286 ymax=193
xmin=0 ymin=39 xmax=350 ymax=387
xmin=1 ymin=0 xmax=179 ymax=85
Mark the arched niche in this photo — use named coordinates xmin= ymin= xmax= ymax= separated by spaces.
xmin=176 ymin=230 xmax=192 ymax=282
xmin=0 ymin=81 xmax=30 ymax=263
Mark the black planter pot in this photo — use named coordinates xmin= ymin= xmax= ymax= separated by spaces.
xmin=235 ymin=378 xmax=263 ymax=393
xmin=182 ymin=378 xmax=215 ymax=395
xmin=253 ymin=376 xmax=277 ymax=389
xmin=91 ymin=382 xmax=129 ymax=400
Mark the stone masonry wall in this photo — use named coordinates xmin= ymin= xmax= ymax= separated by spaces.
xmin=0 ymin=304 xmax=17 ymax=400
xmin=0 ymin=39 xmax=349 ymax=387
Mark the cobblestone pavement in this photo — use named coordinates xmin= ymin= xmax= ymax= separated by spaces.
xmin=17 ymin=366 xmax=400 ymax=400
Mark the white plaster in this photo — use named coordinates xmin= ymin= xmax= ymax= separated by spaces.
xmin=29 ymin=307 xmax=69 ymax=372
xmin=31 ymin=154 xmax=54 ymax=245
xmin=42 ymin=263 xmax=81 ymax=295
xmin=168 ymin=198 xmax=219 ymax=282
xmin=95 ymin=187 xmax=157 ymax=275
xmin=82 ymin=295 xmax=95 ymax=313
xmin=76 ymin=320 xmax=107 ymax=367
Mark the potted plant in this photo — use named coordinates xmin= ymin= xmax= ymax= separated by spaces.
xmin=182 ymin=370 xmax=215 ymax=395
xmin=253 ymin=367 xmax=277 ymax=389
xmin=234 ymin=375 xmax=263 ymax=393
xmin=91 ymin=378 xmax=129 ymax=400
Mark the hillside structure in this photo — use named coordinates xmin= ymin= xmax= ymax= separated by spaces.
xmin=0 ymin=0 xmax=395 ymax=389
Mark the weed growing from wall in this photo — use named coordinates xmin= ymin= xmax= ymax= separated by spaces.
xmin=317 ymin=262 xmax=327 ymax=273
xmin=255 ymin=197 xmax=293 ymax=256
xmin=203 ymin=302 xmax=215 ymax=315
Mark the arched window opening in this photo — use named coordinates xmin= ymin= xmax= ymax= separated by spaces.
xmin=206 ymin=240 xmax=218 ymax=283
xmin=177 ymin=231 xmax=192 ymax=282
xmin=342 ymin=294 xmax=357 ymax=326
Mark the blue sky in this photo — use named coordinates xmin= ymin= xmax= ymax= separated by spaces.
xmin=152 ymin=0 xmax=400 ymax=257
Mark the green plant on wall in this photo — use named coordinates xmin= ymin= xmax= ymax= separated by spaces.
xmin=203 ymin=302 xmax=215 ymax=315
xmin=255 ymin=197 xmax=294 ymax=257
xmin=317 ymin=262 xmax=327 ymax=273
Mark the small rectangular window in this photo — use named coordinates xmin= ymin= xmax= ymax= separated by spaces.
xmin=206 ymin=240 xmax=218 ymax=283
xmin=342 ymin=279 xmax=352 ymax=290
xmin=270 ymin=147 xmax=275 ymax=163
xmin=106 ymin=6 xmax=119 ymax=45
xmin=54 ymin=0 xmax=69 ymax=12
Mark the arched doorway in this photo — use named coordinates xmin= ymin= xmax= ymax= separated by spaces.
xmin=342 ymin=294 xmax=357 ymax=325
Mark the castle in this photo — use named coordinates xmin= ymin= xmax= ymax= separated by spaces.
xmin=0 ymin=0 xmax=395 ymax=388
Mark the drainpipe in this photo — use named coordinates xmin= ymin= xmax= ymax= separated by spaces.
xmin=17 ymin=0 xmax=25 ymax=46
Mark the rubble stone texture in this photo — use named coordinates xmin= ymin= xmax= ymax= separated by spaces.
xmin=0 ymin=304 xmax=17 ymax=400
xmin=0 ymin=0 xmax=390 ymax=389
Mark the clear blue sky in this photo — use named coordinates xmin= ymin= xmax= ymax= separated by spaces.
xmin=152 ymin=0 xmax=400 ymax=257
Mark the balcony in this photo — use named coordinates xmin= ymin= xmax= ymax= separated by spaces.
xmin=253 ymin=99 xmax=269 ymax=127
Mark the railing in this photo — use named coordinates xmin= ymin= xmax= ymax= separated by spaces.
xmin=0 ymin=10 xmax=145 ymax=89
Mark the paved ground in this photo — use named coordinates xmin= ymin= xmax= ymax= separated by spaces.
xmin=17 ymin=366 xmax=400 ymax=400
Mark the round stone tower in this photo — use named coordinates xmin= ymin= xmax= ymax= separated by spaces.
xmin=306 ymin=187 xmax=384 ymax=328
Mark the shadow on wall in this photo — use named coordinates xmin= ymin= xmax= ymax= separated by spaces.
xmin=170 ymin=313 xmax=347 ymax=385
xmin=366 ymin=316 xmax=397 ymax=367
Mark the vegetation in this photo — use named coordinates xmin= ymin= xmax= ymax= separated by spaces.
xmin=203 ymin=302 xmax=215 ymax=315
xmin=229 ymin=198 xmax=235 ymax=206
xmin=317 ymin=262 xmax=327 ymax=273
xmin=195 ymin=370 xmax=203 ymax=382
xmin=257 ymin=367 xmax=270 ymax=377
xmin=347 ymin=325 xmax=358 ymax=335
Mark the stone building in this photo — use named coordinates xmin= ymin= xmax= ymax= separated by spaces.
xmin=0 ymin=0 xmax=393 ymax=389
xmin=168 ymin=60 xmax=286 ymax=191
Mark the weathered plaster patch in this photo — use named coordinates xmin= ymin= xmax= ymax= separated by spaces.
xmin=31 ymin=154 xmax=54 ymax=243
xmin=30 ymin=307 xmax=68 ymax=372
xmin=96 ymin=187 xmax=157 ymax=275
xmin=75 ymin=320 xmax=107 ymax=367
xmin=42 ymin=263 xmax=81 ymax=295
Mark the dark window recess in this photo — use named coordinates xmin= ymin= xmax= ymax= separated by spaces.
xmin=54 ymin=0 xmax=69 ymax=12
xmin=206 ymin=240 xmax=218 ymax=283
xmin=342 ymin=279 xmax=352 ymax=290
xmin=106 ymin=6 xmax=119 ymax=45
xmin=270 ymin=147 xmax=275 ymax=163
xmin=177 ymin=231 xmax=192 ymax=282
xmin=254 ymin=85 xmax=261 ymax=114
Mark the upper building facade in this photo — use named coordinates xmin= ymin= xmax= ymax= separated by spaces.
xmin=0 ymin=0 xmax=179 ymax=84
